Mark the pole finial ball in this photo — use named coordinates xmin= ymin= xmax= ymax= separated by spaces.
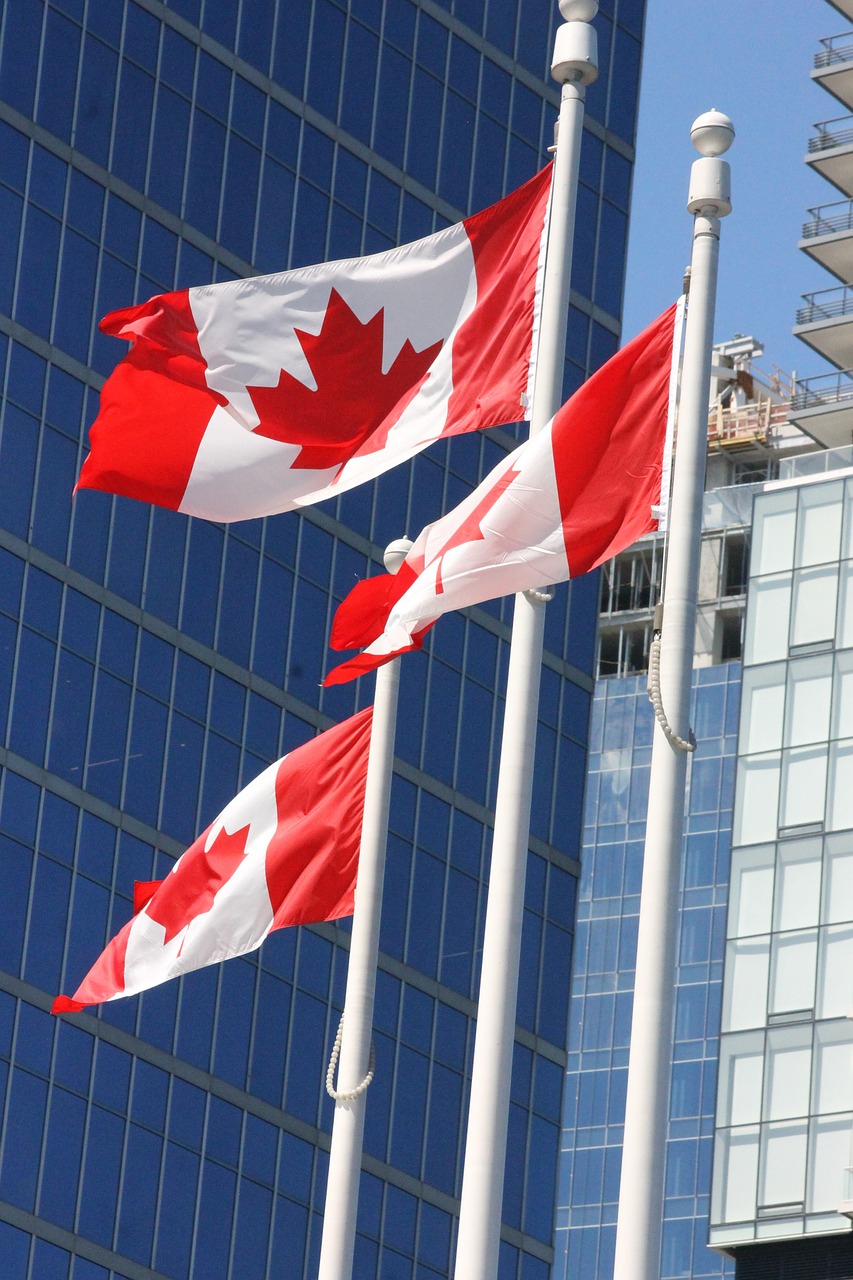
xmin=690 ymin=110 xmax=734 ymax=157
xmin=384 ymin=538 xmax=414 ymax=575
xmin=558 ymin=0 xmax=598 ymax=20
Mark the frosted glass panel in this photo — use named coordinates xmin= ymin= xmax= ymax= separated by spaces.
xmin=752 ymin=492 xmax=797 ymax=577
xmin=734 ymin=755 xmax=780 ymax=846
xmin=775 ymin=839 xmax=822 ymax=932
xmin=714 ymin=1126 xmax=759 ymax=1224
xmin=741 ymin=666 xmax=786 ymax=755
xmin=791 ymin=567 xmax=838 ymax=648
xmin=823 ymin=835 xmax=853 ymax=925
xmin=807 ymin=1115 xmax=853 ymax=1212
xmin=744 ymin=577 xmax=791 ymax=665
xmin=769 ymin=930 xmax=817 ymax=1016
xmin=796 ymin=482 xmax=843 ymax=568
xmin=785 ymin=657 xmax=833 ymax=747
xmin=764 ymin=1025 xmax=811 ymax=1120
xmin=817 ymin=925 xmax=853 ymax=1019
xmin=843 ymin=478 xmax=853 ymax=559
xmin=728 ymin=846 xmax=775 ymax=938
xmin=837 ymin=564 xmax=853 ymax=649
xmin=759 ymin=1122 xmax=807 ymax=1208
xmin=827 ymin=741 xmax=853 ymax=833
xmin=718 ymin=1033 xmax=765 ymax=1127
xmin=813 ymin=1023 xmax=853 ymax=1115
xmin=833 ymin=652 xmax=853 ymax=740
xmin=780 ymin=749 xmax=826 ymax=829
xmin=724 ymin=938 xmax=770 ymax=1032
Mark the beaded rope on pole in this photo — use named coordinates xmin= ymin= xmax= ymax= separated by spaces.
xmin=325 ymin=1012 xmax=376 ymax=1101
xmin=647 ymin=635 xmax=696 ymax=754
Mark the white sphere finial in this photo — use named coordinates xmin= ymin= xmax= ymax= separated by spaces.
xmin=690 ymin=109 xmax=734 ymax=157
xmin=559 ymin=0 xmax=598 ymax=19
xmin=383 ymin=537 xmax=413 ymax=575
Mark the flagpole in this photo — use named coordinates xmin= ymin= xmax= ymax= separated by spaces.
xmin=318 ymin=539 xmax=411 ymax=1280
xmin=452 ymin=5 xmax=598 ymax=1278
xmin=612 ymin=112 xmax=734 ymax=1280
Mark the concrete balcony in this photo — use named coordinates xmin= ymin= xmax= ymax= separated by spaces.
xmin=794 ymin=286 xmax=853 ymax=367
xmin=814 ymin=34 xmax=853 ymax=111
xmin=800 ymin=199 xmax=853 ymax=282
xmin=789 ymin=370 xmax=853 ymax=448
xmin=806 ymin=116 xmax=853 ymax=195
xmin=828 ymin=0 xmax=853 ymax=22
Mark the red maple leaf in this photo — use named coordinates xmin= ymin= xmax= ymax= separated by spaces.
xmin=246 ymin=289 xmax=443 ymax=471
xmin=435 ymin=461 xmax=520 ymax=594
xmin=145 ymin=823 xmax=251 ymax=945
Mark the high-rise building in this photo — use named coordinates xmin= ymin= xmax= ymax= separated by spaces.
xmin=557 ymin=3 xmax=853 ymax=1277
xmin=0 ymin=2 xmax=646 ymax=1277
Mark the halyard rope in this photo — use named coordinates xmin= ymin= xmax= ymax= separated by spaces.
xmin=647 ymin=636 xmax=696 ymax=754
xmin=325 ymin=1012 xmax=376 ymax=1100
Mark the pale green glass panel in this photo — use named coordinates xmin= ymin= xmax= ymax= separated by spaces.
xmin=758 ymin=1121 xmax=807 ymax=1208
xmin=769 ymin=930 xmax=817 ymax=1017
xmin=780 ymin=749 xmax=826 ymax=830
xmin=817 ymin=924 xmax=853 ymax=1019
xmin=785 ymin=656 xmax=833 ymax=747
xmin=807 ymin=1115 xmax=853 ymax=1212
xmin=752 ymin=491 xmax=797 ymax=577
xmin=728 ymin=846 xmax=775 ymax=938
xmin=813 ymin=1023 xmax=853 ymax=1115
xmin=763 ymin=1024 xmax=812 ymax=1121
xmin=744 ymin=576 xmax=791 ymax=665
xmin=796 ymin=481 xmax=843 ymax=568
xmin=774 ymin=838 xmax=823 ymax=933
xmin=734 ymin=755 xmax=780 ymax=847
xmin=723 ymin=938 xmax=770 ymax=1032
xmin=790 ymin=567 xmax=838 ymax=648
xmin=741 ymin=665 xmax=786 ymax=755
xmin=718 ymin=1032 xmax=765 ymax=1127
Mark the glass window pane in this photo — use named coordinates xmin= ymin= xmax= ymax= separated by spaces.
xmin=744 ymin=576 xmax=791 ymax=665
xmin=758 ymin=1121 xmax=807 ymax=1209
xmin=734 ymin=755 xmax=780 ymax=846
xmin=728 ymin=845 xmax=775 ymax=938
xmin=763 ymin=1025 xmax=811 ymax=1120
xmin=817 ymin=925 xmax=853 ymax=1019
xmin=827 ymin=740 xmax=853 ymax=833
xmin=780 ymin=749 xmax=826 ymax=830
xmin=807 ymin=1114 xmax=853 ymax=1212
xmin=785 ymin=656 xmax=833 ymax=746
xmin=837 ymin=563 xmax=853 ymax=649
xmin=774 ymin=838 xmax=822 ymax=932
xmin=752 ymin=491 xmax=797 ymax=577
xmin=769 ymin=930 xmax=817 ymax=1017
xmin=741 ymin=665 xmax=785 ymax=754
xmin=812 ymin=1023 xmax=853 ymax=1115
xmin=823 ymin=834 xmax=853 ymax=924
xmin=833 ymin=652 xmax=853 ymax=740
xmin=723 ymin=938 xmax=770 ymax=1032
xmin=717 ymin=1032 xmax=764 ymax=1127
xmin=842 ymin=476 xmax=853 ymax=558
xmin=713 ymin=1126 xmax=759 ymax=1224
xmin=796 ymin=481 xmax=843 ymax=568
xmin=790 ymin=566 xmax=838 ymax=648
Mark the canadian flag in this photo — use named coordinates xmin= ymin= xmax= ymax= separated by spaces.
xmin=325 ymin=304 xmax=680 ymax=685
xmin=76 ymin=167 xmax=552 ymax=523
xmin=53 ymin=708 xmax=372 ymax=1011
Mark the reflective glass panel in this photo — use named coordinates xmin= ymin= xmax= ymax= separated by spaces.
xmin=790 ymin=566 xmax=838 ymax=648
xmin=768 ymin=930 xmax=817 ymax=1017
xmin=823 ymin=833 xmax=853 ymax=925
xmin=744 ymin=576 xmax=791 ymax=665
xmin=812 ymin=1022 xmax=853 ymax=1115
xmin=795 ymin=482 xmax=843 ymax=568
xmin=733 ymin=754 xmax=780 ymax=846
xmin=836 ymin=563 xmax=853 ymax=649
xmin=741 ymin=665 xmax=785 ymax=755
xmin=758 ymin=1121 xmax=807 ymax=1209
xmin=713 ymin=1126 xmax=759 ymax=1224
xmin=785 ymin=656 xmax=833 ymax=747
xmin=827 ymin=740 xmax=853 ymax=833
xmin=728 ymin=845 xmax=774 ymax=939
xmin=833 ymin=651 xmax=853 ymax=740
xmin=717 ymin=1032 xmax=764 ymax=1127
xmin=817 ymin=924 xmax=853 ymax=1019
xmin=779 ymin=748 xmax=826 ymax=830
xmin=752 ymin=492 xmax=797 ymax=577
xmin=723 ymin=938 xmax=770 ymax=1032
xmin=807 ymin=1114 xmax=852 ymax=1212
xmin=774 ymin=838 xmax=822 ymax=932
xmin=763 ymin=1024 xmax=811 ymax=1121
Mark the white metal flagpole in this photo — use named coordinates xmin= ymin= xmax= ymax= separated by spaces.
xmin=317 ymin=538 xmax=412 ymax=1280
xmin=612 ymin=111 xmax=734 ymax=1280
xmin=452 ymin=5 xmax=598 ymax=1278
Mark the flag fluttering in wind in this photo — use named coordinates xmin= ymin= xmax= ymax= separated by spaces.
xmin=325 ymin=303 xmax=679 ymax=685
xmin=53 ymin=708 xmax=373 ymax=1012
xmin=77 ymin=168 xmax=552 ymax=523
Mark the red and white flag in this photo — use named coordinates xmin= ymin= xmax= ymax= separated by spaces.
xmin=53 ymin=708 xmax=372 ymax=1012
xmin=77 ymin=168 xmax=552 ymax=523
xmin=325 ymin=304 xmax=680 ymax=685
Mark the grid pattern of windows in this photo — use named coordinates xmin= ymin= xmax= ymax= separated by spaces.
xmin=711 ymin=479 xmax=853 ymax=1248
xmin=555 ymin=667 xmax=739 ymax=1280
xmin=0 ymin=0 xmax=645 ymax=1275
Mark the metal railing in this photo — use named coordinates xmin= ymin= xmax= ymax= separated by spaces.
xmin=803 ymin=197 xmax=853 ymax=238
xmin=796 ymin=283 xmax=853 ymax=324
xmin=809 ymin=114 xmax=853 ymax=153
xmin=815 ymin=33 xmax=853 ymax=68
xmin=791 ymin=368 xmax=853 ymax=410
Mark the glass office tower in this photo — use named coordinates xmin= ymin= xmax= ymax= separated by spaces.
xmin=0 ymin=1 xmax=644 ymax=1277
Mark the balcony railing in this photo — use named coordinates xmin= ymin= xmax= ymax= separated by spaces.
xmin=803 ymin=197 xmax=853 ymax=238
xmin=809 ymin=115 xmax=853 ymax=153
xmin=796 ymin=284 xmax=853 ymax=324
xmin=815 ymin=33 xmax=853 ymax=68
xmin=791 ymin=368 xmax=853 ymax=410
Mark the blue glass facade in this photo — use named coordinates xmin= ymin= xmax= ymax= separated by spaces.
xmin=0 ymin=1 xmax=645 ymax=1277
xmin=556 ymin=666 xmax=740 ymax=1280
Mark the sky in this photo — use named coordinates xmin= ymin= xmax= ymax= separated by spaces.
xmin=622 ymin=0 xmax=840 ymax=386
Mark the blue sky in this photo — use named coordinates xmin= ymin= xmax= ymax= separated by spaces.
xmin=622 ymin=0 xmax=840 ymax=386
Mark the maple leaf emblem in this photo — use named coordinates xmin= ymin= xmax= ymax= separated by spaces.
xmin=145 ymin=823 xmax=251 ymax=946
xmin=246 ymin=289 xmax=443 ymax=471
xmin=435 ymin=461 xmax=520 ymax=594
